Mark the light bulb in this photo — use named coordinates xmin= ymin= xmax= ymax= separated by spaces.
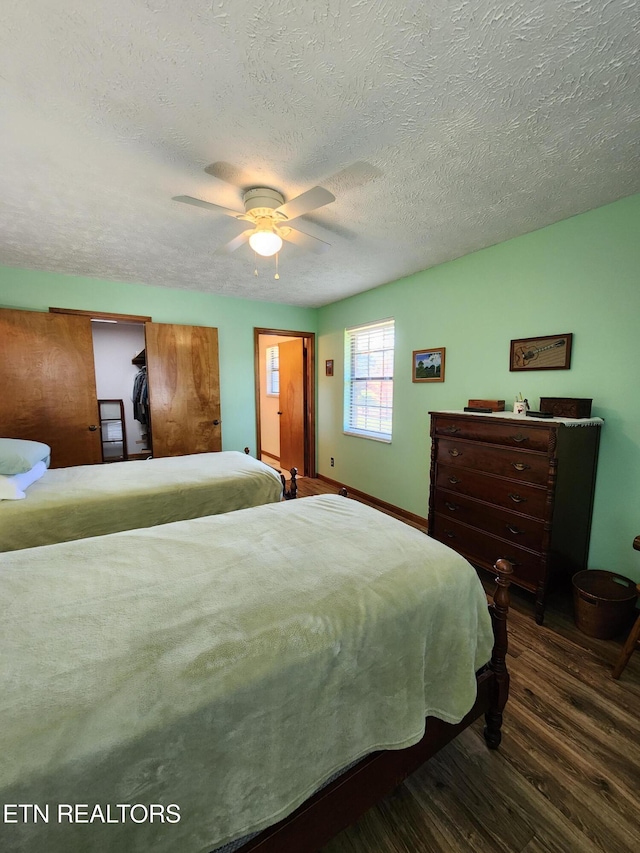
xmin=249 ymin=229 xmax=283 ymax=257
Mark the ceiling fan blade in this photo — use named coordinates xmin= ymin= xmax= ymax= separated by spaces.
xmin=274 ymin=187 xmax=335 ymax=222
xmin=173 ymin=195 xmax=243 ymax=218
xmin=214 ymin=230 xmax=254 ymax=255
xmin=300 ymin=213 xmax=358 ymax=241
xmin=280 ymin=227 xmax=331 ymax=254
xmin=322 ymin=161 xmax=383 ymax=193
xmin=204 ymin=161 xmax=254 ymax=189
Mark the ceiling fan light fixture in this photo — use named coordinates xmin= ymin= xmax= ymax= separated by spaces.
xmin=175 ymin=181 xmax=335 ymax=257
xmin=249 ymin=223 xmax=283 ymax=257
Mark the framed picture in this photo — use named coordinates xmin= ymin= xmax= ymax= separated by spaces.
xmin=510 ymin=333 xmax=572 ymax=371
xmin=412 ymin=347 xmax=445 ymax=383
xmin=325 ymin=359 xmax=334 ymax=377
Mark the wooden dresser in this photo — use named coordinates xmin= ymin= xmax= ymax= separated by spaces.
xmin=428 ymin=411 xmax=602 ymax=623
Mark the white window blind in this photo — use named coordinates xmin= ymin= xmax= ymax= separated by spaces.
xmin=266 ymin=345 xmax=279 ymax=395
xmin=344 ymin=319 xmax=394 ymax=442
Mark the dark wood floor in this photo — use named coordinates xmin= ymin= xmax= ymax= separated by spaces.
xmin=297 ymin=479 xmax=640 ymax=853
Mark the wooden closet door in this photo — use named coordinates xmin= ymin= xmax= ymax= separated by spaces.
xmin=0 ymin=308 xmax=102 ymax=467
xmin=145 ymin=322 xmax=222 ymax=457
xmin=278 ymin=338 xmax=305 ymax=472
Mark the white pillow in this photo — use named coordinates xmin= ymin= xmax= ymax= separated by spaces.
xmin=11 ymin=460 xmax=47 ymax=491
xmin=0 ymin=438 xmax=51 ymax=475
xmin=0 ymin=476 xmax=26 ymax=501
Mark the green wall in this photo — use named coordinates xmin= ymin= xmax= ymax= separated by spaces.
xmin=0 ymin=267 xmax=316 ymax=456
xmin=317 ymin=193 xmax=640 ymax=582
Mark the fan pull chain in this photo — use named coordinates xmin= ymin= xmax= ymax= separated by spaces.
xmin=254 ymin=250 xmax=258 ymax=277
xmin=274 ymin=253 xmax=280 ymax=280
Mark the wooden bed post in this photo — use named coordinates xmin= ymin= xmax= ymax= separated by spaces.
xmin=484 ymin=558 xmax=513 ymax=749
xmin=281 ymin=468 xmax=298 ymax=500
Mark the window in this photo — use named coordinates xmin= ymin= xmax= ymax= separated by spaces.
xmin=344 ymin=319 xmax=394 ymax=442
xmin=266 ymin=345 xmax=279 ymax=395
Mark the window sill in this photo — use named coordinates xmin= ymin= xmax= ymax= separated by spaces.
xmin=343 ymin=430 xmax=392 ymax=444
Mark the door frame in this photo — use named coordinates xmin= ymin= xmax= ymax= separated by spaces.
xmin=49 ymin=307 xmax=152 ymax=323
xmin=254 ymin=328 xmax=316 ymax=478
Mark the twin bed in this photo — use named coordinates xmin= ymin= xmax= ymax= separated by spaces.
xmin=0 ymin=449 xmax=284 ymax=551
xmin=0 ymin=449 xmax=512 ymax=853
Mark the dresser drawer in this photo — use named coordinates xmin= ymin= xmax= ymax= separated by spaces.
xmin=437 ymin=439 xmax=548 ymax=485
xmin=432 ymin=416 xmax=552 ymax=452
xmin=435 ymin=464 xmax=548 ymax=518
xmin=430 ymin=515 xmax=542 ymax=591
xmin=433 ymin=490 xmax=545 ymax=552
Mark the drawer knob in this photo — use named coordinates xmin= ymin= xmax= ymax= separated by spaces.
xmin=444 ymin=501 xmax=458 ymax=512
xmin=448 ymin=475 xmax=461 ymax=484
xmin=506 ymin=524 xmax=525 ymax=535
xmin=511 ymin=433 xmax=528 ymax=443
xmin=443 ymin=426 xmax=460 ymax=434
xmin=509 ymin=493 xmax=526 ymax=503
xmin=449 ymin=449 xmax=461 ymax=457
xmin=511 ymin=462 xmax=530 ymax=472
xmin=444 ymin=530 xmax=456 ymax=539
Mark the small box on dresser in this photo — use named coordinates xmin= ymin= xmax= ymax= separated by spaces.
xmin=539 ymin=397 xmax=592 ymax=418
xmin=427 ymin=410 xmax=602 ymax=623
xmin=467 ymin=399 xmax=505 ymax=412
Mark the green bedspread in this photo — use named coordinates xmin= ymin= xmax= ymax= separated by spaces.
xmin=0 ymin=450 xmax=283 ymax=551
xmin=0 ymin=495 xmax=494 ymax=853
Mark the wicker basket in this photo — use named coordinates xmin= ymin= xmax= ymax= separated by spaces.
xmin=572 ymin=570 xmax=638 ymax=639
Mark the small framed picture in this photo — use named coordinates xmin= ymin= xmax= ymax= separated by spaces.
xmin=510 ymin=333 xmax=572 ymax=371
xmin=325 ymin=359 xmax=334 ymax=377
xmin=412 ymin=348 xmax=445 ymax=383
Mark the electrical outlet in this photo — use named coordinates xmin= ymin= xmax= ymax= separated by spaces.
xmin=330 ymin=457 xmax=334 ymax=467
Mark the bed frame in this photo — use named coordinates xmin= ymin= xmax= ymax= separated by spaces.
xmin=230 ymin=558 xmax=513 ymax=853
xmin=280 ymin=467 xmax=298 ymax=500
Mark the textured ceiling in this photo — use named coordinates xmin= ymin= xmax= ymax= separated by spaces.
xmin=1 ymin=1 xmax=639 ymax=308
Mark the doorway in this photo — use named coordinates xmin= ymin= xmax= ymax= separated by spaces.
xmin=91 ymin=319 xmax=150 ymax=460
xmin=254 ymin=328 xmax=316 ymax=478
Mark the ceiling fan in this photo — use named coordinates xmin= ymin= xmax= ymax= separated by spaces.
xmin=173 ymin=184 xmax=336 ymax=257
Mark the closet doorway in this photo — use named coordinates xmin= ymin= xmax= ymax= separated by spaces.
xmin=0 ymin=306 xmax=222 ymax=468
xmin=54 ymin=308 xmax=223 ymax=461
xmin=254 ymin=328 xmax=316 ymax=478
xmin=91 ymin=317 xmax=150 ymax=460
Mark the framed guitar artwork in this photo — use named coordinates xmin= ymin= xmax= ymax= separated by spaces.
xmin=510 ymin=333 xmax=573 ymax=371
